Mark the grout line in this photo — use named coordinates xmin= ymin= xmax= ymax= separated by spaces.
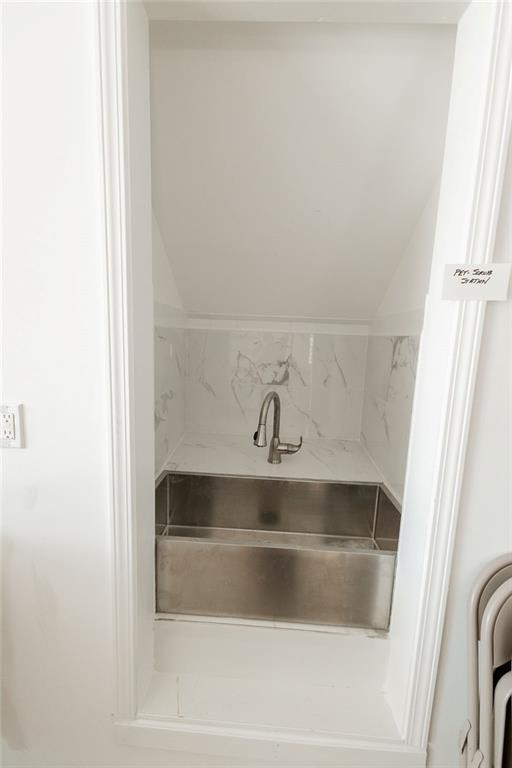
xmin=358 ymin=332 xmax=370 ymax=444
xmin=166 ymin=473 xmax=170 ymax=527
xmin=372 ymin=486 xmax=380 ymax=541
xmin=155 ymin=431 xmax=186 ymax=484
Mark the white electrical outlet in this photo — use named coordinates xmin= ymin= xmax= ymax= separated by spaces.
xmin=0 ymin=405 xmax=24 ymax=448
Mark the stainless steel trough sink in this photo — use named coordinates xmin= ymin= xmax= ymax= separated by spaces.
xmin=155 ymin=472 xmax=400 ymax=630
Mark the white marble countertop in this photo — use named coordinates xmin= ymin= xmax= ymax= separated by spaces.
xmin=163 ymin=433 xmax=382 ymax=484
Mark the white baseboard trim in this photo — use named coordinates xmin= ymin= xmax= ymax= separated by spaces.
xmin=115 ymin=717 xmax=425 ymax=766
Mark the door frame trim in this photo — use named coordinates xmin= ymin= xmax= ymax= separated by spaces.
xmin=96 ymin=0 xmax=512 ymax=757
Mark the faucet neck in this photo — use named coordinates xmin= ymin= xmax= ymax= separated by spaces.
xmin=259 ymin=391 xmax=281 ymax=439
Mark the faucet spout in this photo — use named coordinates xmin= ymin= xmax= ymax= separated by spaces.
xmin=253 ymin=391 xmax=302 ymax=464
xmin=253 ymin=424 xmax=267 ymax=447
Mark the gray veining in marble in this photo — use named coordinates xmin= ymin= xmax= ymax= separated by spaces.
xmin=310 ymin=335 xmax=367 ymax=440
xmin=361 ymin=335 xmax=420 ymax=501
xmin=184 ymin=329 xmax=367 ymax=441
xmin=154 ymin=326 xmax=186 ymax=472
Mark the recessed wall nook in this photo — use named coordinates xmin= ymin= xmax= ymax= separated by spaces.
xmin=100 ymin=1 xmax=512 ymax=764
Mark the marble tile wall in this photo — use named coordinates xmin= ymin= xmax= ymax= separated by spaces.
xmin=184 ymin=330 xmax=368 ymax=442
xmin=154 ymin=326 xmax=186 ymax=472
xmin=361 ymin=335 xmax=420 ymax=502
xmin=154 ymin=325 xmax=420 ymax=492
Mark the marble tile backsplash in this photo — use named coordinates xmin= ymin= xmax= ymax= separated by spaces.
xmin=361 ymin=335 xmax=420 ymax=501
xmin=154 ymin=326 xmax=186 ymax=472
xmin=155 ymin=327 xmax=368 ymax=469
xmin=186 ymin=330 xmax=367 ymax=441
xmin=155 ymin=325 xmax=420 ymax=495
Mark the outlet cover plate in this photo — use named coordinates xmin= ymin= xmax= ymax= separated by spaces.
xmin=1 ymin=404 xmax=24 ymax=448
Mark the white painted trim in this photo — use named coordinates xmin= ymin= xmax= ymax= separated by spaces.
xmin=99 ymin=0 xmax=512 ymax=758
xmin=97 ymin=0 xmax=138 ymax=721
xmin=186 ymin=314 xmax=370 ymax=335
xmin=153 ymin=307 xmax=371 ymax=334
xmin=395 ymin=0 xmax=512 ymax=748
xmin=144 ymin=0 xmax=468 ymax=25
xmin=114 ymin=719 xmax=425 ymax=766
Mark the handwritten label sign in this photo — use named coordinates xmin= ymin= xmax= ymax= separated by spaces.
xmin=442 ymin=263 xmax=511 ymax=301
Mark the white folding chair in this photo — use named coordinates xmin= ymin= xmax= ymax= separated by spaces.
xmin=463 ymin=556 xmax=512 ymax=767
xmin=494 ymin=670 xmax=512 ymax=768
xmin=477 ymin=577 xmax=512 ymax=768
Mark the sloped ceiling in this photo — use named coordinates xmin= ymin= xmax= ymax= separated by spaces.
xmin=150 ymin=21 xmax=455 ymax=321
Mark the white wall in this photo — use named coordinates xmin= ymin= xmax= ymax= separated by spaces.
xmin=152 ymin=210 xmax=183 ymax=311
xmin=2 ymin=2 xmax=119 ymax=761
xmin=0 ymin=4 xmax=238 ymax=766
xmin=427 ymin=139 xmax=512 ymax=768
xmin=360 ymin=184 xmax=440 ymax=501
xmin=373 ymin=184 xmax=440 ymax=335
xmin=3 ymin=4 xmax=509 ymax=767
xmin=150 ymin=21 xmax=455 ymax=321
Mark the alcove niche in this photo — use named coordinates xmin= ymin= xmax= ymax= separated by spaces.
xmin=100 ymin=1 xmax=512 ymax=764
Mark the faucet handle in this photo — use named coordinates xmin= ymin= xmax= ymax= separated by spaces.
xmin=278 ymin=436 xmax=303 ymax=455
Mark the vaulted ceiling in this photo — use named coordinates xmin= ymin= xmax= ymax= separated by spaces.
xmin=149 ymin=21 xmax=455 ymax=321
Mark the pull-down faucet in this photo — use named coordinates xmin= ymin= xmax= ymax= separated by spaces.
xmin=253 ymin=391 xmax=303 ymax=464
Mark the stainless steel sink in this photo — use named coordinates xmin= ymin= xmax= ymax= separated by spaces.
xmin=155 ymin=473 xmax=400 ymax=630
